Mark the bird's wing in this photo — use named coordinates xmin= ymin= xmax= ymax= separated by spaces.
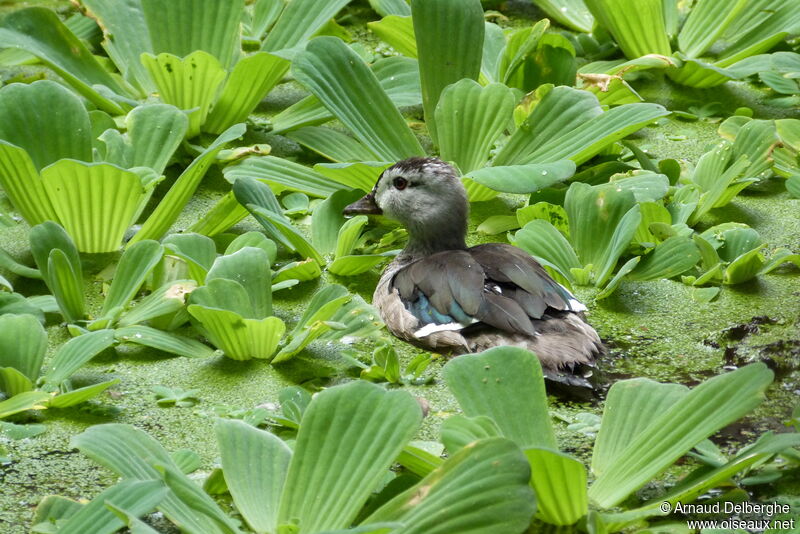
xmin=392 ymin=250 xmax=537 ymax=336
xmin=468 ymin=243 xmax=586 ymax=316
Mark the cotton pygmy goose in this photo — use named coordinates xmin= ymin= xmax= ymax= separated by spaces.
xmin=344 ymin=157 xmax=604 ymax=387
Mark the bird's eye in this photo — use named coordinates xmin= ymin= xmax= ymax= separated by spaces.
xmin=393 ymin=177 xmax=408 ymax=190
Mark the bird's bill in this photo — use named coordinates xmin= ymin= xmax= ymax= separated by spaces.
xmin=344 ymin=192 xmax=382 ymax=215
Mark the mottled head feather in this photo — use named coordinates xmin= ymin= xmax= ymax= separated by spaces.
xmin=373 ymin=157 xmax=469 ymax=256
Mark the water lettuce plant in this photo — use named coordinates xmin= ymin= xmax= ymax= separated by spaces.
xmin=441 ymin=346 xmax=799 ymax=531
xmin=35 ymin=381 xmax=536 ymax=533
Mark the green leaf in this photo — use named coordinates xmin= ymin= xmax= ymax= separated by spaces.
xmin=412 ymin=0 xmax=483 ymax=145
xmin=368 ymin=15 xmax=416 ymax=58
xmin=292 ymin=37 xmax=424 ymax=160
xmin=163 ymin=233 xmax=218 ymax=283
xmin=314 ymin=162 xmax=391 ymax=192
xmin=41 ymin=160 xmax=147 ymax=253
xmin=189 ymin=192 xmax=251 ymax=237
xmin=588 ymin=364 xmax=773 ymax=508
xmin=216 ymin=418 xmax=292 ymax=534
xmin=369 ymin=0 xmax=411 ymax=16
xmin=72 ymin=424 xmax=244 ymax=534
xmin=58 ymin=480 xmax=167 ymax=534
xmin=207 ymin=247 xmax=273 ymax=317
xmin=531 ymin=0 xmax=593 ymax=32
xmin=100 ymin=241 xmax=164 ymax=320
xmin=141 ymin=51 xmax=227 ymax=138
xmin=205 ymin=52 xmax=291 ymax=134
xmin=364 ymin=437 xmax=536 ymax=534
xmin=30 ymin=222 xmax=86 ymax=322
xmin=466 ymin=161 xmax=576 ymax=194
xmin=584 ymin=0 xmax=671 ymax=59
xmin=512 ymin=220 xmax=580 ymax=284
xmin=225 ymin=232 xmax=277 ymax=263
xmin=494 ymin=86 xmax=668 ymax=166
xmin=441 ymin=414 xmax=502 ymax=454
xmin=0 ymin=80 xmax=92 ymax=171
xmin=0 ymin=8 xmax=126 ymax=114
xmin=131 ymin=123 xmax=245 ymax=244
xmin=435 ymin=80 xmax=515 ymax=174
xmin=288 ymin=126 xmax=378 ymax=163
xmin=42 ymin=330 xmax=116 ymax=389
xmin=0 ymin=142 xmax=56 ymax=226
xmin=188 ymin=305 xmax=285 ymax=360
xmin=566 ymin=182 xmax=641 ymax=286
xmin=49 ymin=378 xmax=120 ymax=408
xmin=226 ymin=156 xmax=346 ymax=198
xmin=234 ymin=177 xmax=324 ymax=264
xmin=443 ymin=346 xmax=557 ymax=449
xmin=312 ymin=190 xmax=365 ymax=256
xmin=627 ymin=236 xmax=700 ymax=281
xmin=328 ymin=255 xmax=389 ymax=276
xmin=526 ymin=448 xmax=588 ymax=526
xmin=32 ymin=495 xmax=83 ymax=529
xmin=273 ymin=259 xmax=323 ymax=284
xmin=0 ymin=367 xmax=33 ymax=397
xmin=0 ymin=390 xmax=50 ymax=419
xmin=277 ymin=381 xmax=422 ymax=532
xmin=116 ymin=326 xmax=216 ymax=359
xmin=262 ymin=0 xmax=352 ymax=52
xmin=591 ymin=379 xmax=688 ymax=477
xmin=0 ymin=313 xmax=46 ymax=382
xmin=678 ymin=0 xmax=750 ymax=57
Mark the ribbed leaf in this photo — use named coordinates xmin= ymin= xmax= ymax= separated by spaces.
xmin=0 ymin=313 xmax=46 ymax=382
xmin=531 ymin=0 xmax=593 ymax=33
xmin=0 ymin=8 xmax=126 ymax=113
xmin=526 ymin=448 xmax=587 ymax=526
xmin=627 ymin=236 xmax=700 ymax=281
xmin=116 ymin=326 xmax=216 ymax=359
xmin=42 ymin=160 xmax=146 ymax=253
xmin=205 ymin=52 xmax=290 ymax=134
xmin=80 ymin=0 xmax=155 ymax=94
xmin=216 ymin=419 xmax=292 ymax=534
xmin=141 ymin=0 xmax=243 ymax=69
xmin=0 ymin=390 xmax=50 ymax=419
xmin=512 ymin=220 xmax=580 ymax=284
xmin=466 ymin=161 xmax=576 ymax=194
xmin=49 ymin=378 xmax=120 ymax=408
xmin=163 ymin=233 xmax=217 ymax=283
xmin=0 ymin=142 xmax=56 ymax=225
xmin=369 ymin=0 xmax=411 ymax=16
xmin=584 ymin=0 xmax=671 ymax=59
xmin=100 ymin=241 xmax=164 ymax=320
xmin=72 ymin=424 xmax=244 ymax=534
xmin=131 ymin=124 xmax=245 ymax=244
xmin=566 ymin=183 xmax=641 ymax=286
xmin=328 ymin=255 xmax=389 ymax=276
xmin=435 ymin=80 xmax=515 ymax=174
xmin=589 ymin=364 xmax=773 ymax=508
xmin=118 ymin=280 xmax=194 ymax=327
xmin=0 ymin=367 xmax=33 ymax=397
xmin=293 ymin=37 xmax=424 ymax=160
xmin=141 ymin=51 xmax=227 ymax=138
xmin=189 ymin=192 xmax=250 ymax=236
xmin=678 ymin=0 xmax=749 ymax=57
xmin=30 ymin=222 xmax=85 ymax=322
xmin=666 ymin=56 xmax=735 ymax=88
xmin=312 ymin=189 xmax=365 ymax=256
xmin=412 ymin=0 xmax=484 ymax=145
xmin=278 ymin=381 xmax=423 ymax=533
xmin=270 ymin=55 xmax=421 ymax=134
xmin=0 ymin=80 xmax=92 ymax=170
xmin=288 ymin=127 xmax=379 ymax=163
xmin=368 ymin=15 xmax=416 ymax=58
xmin=188 ymin=306 xmax=284 ymax=360
xmin=116 ymin=104 xmax=189 ymax=175
xmin=262 ymin=0 xmax=352 ymax=52
xmin=441 ymin=414 xmax=502 ymax=454
xmin=314 ymin=162 xmax=391 ymax=192
xmin=225 ymin=156 xmax=346 ymax=198
xmin=717 ymin=1 xmax=800 ymax=67
xmin=207 ymin=247 xmax=273 ymax=317
xmin=364 ymin=438 xmax=536 ymax=534
xmin=443 ymin=346 xmax=557 ymax=449
xmin=42 ymin=330 xmax=115 ymax=388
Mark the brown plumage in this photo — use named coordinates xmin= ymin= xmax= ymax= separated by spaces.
xmin=344 ymin=157 xmax=604 ymax=387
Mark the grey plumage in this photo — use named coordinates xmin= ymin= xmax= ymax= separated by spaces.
xmin=344 ymin=157 xmax=604 ymax=387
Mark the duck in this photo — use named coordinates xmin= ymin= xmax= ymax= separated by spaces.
xmin=344 ymin=157 xmax=604 ymax=387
